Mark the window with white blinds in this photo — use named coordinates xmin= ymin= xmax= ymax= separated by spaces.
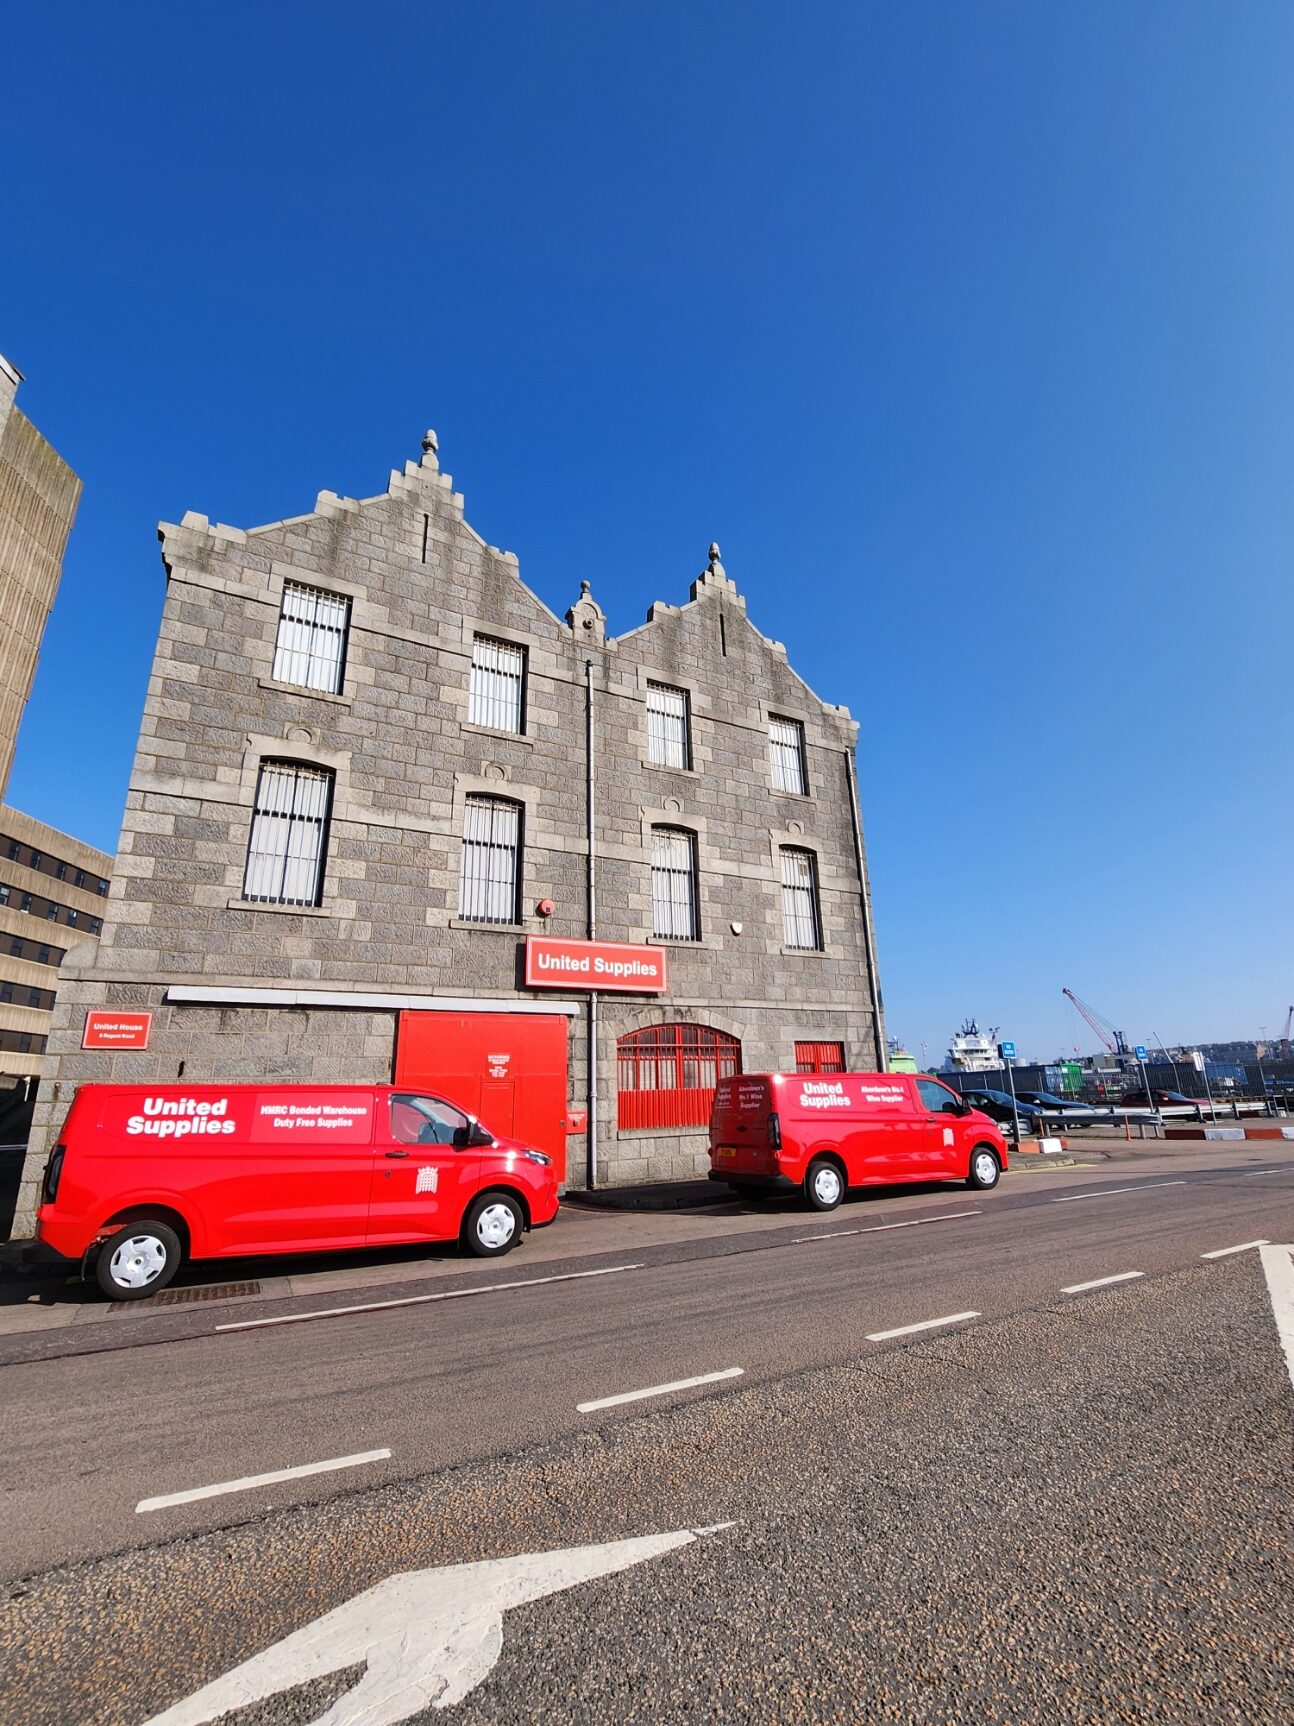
xmin=242 ymin=762 xmax=333 ymax=907
xmin=780 ymin=847 xmax=821 ymax=950
xmin=468 ymin=636 xmax=526 ymax=733
xmin=651 ymin=827 xmax=699 ymax=941
xmin=271 ymin=583 xmax=351 ymax=694
xmin=646 ymin=682 xmax=690 ymax=769
xmin=769 ymin=717 xmax=807 ymax=794
xmin=459 ymin=796 xmax=521 ymax=924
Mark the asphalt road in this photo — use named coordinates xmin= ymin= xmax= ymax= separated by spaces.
xmin=2 ymin=1149 xmax=1293 ymax=1723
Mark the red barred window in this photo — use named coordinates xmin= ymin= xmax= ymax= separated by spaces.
xmin=795 ymin=1041 xmax=846 ymax=1075
xmin=617 ymin=1024 xmax=742 ymax=1130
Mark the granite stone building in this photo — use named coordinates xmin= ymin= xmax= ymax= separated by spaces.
xmin=16 ymin=434 xmax=885 ymax=1234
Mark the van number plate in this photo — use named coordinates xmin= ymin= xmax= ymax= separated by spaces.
xmin=714 ymin=1146 xmax=736 ymax=1161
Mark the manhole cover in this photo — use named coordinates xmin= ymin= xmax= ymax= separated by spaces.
xmin=112 ymin=1280 xmax=261 ymax=1309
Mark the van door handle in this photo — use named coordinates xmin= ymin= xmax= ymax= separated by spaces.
xmin=385 ymin=1150 xmax=410 ymax=1159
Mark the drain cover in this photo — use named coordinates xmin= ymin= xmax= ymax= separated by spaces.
xmin=113 ymin=1280 xmax=261 ymax=1309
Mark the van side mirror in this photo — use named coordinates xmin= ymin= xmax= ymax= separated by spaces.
xmin=454 ymin=1121 xmax=494 ymax=1149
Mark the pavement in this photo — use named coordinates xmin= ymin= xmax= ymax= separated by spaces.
xmin=2 ymin=1142 xmax=1293 ymax=1723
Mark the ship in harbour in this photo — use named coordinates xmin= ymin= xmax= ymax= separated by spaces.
xmin=943 ymin=1019 xmax=1001 ymax=1073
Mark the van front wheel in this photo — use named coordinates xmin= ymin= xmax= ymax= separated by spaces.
xmin=463 ymin=1192 xmax=524 ymax=1258
xmin=967 ymin=1147 xmax=1001 ymax=1191
xmin=804 ymin=1158 xmax=845 ymax=1212
xmin=95 ymin=1220 xmax=182 ymax=1300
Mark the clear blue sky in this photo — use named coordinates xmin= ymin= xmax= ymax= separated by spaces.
xmin=3 ymin=2 xmax=1291 ymax=1063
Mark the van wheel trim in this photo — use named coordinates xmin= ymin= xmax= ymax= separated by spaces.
xmin=474 ymin=1201 xmax=517 ymax=1251
xmin=109 ymin=1234 xmax=170 ymax=1289
xmin=968 ymin=1149 xmax=1001 ymax=1190
xmin=805 ymin=1159 xmax=844 ymax=1211
xmin=95 ymin=1218 xmax=183 ymax=1300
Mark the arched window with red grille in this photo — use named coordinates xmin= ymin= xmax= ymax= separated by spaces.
xmin=616 ymin=1024 xmax=742 ymax=1129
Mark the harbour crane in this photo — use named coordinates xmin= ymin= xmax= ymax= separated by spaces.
xmin=1062 ymin=988 xmax=1128 ymax=1057
xmin=1281 ymin=1005 xmax=1293 ymax=1060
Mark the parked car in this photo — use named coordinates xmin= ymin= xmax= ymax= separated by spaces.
xmin=36 ymin=1081 xmax=560 ymax=1299
xmin=708 ymin=1071 xmax=1009 ymax=1210
xmin=959 ymin=1089 xmax=1047 ymax=1132
xmin=1016 ymin=1090 xmax=1100 ymax=1124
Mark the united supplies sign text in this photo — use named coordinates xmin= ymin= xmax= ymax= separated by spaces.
xmin=524 ymin=936 xmax=668 ymax=994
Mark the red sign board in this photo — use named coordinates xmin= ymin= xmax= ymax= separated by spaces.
xmin=82 ymin=1011 xmax=153 ymax=1051
xmin=524 ymin=936 xmax=668 ymax=994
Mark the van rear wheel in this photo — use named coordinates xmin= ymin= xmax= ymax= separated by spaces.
xmin=804 ymin=1158 xmax=845 ymax=1212
xmin=463 ymin=1192 xmax=523 ymax=1258
xmin=967 ymin=1147 xmax=1001 ymax=1191
xmin=95 ymin=1220 xmax=182 ymax=1300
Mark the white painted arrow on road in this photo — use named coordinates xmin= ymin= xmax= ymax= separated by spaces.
xmin=141 ymin=1522 xmax=736 ymax=1726
xmin=1259 ymin=1244 xmax=1294 ymax=1395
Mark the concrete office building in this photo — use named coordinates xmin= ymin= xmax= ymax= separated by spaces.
xmin=16 ymin=433 xmax=885 ymax=1235
xmin=0 ymin=352 xmax=82 ymax=799
xmin=0 ymin=805 xmax=112 ymax=1087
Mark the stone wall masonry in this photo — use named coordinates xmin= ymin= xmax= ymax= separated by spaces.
xmin=14 ymin=443 xmax=885 ymax=1237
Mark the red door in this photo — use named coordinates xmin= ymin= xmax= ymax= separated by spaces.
xmin=395 ymin=1012 xmax=570 ymax=1182
xmin=367 ymin=1091 xmax=481 ymax=1244
xmin=835 ymin=1075 xmax=922 ymax=1184
xmin=915 ymin=1077 xmax=966 ymax=1178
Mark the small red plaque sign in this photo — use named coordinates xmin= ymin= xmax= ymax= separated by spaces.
xmin=82 ymin=1011 xmax=153 ymax=1051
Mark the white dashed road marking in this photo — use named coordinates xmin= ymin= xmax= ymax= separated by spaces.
xmin=792 ymin=1209 xmax=980 ymax=1244
xmin=866 ymin=1311 xmax=980 ymax=1343
xmin=136 ymin=1448 xmax=391 ymax=1514
xmin=216 ymin=1264 xmax=643 ymax=1332
xmin=1201 ymin=1241 xmax=1269 ymax=1259
xmin=1051 ymin=1181 xmax=1187 ymax=1204
xmin=578 ymin=1367 xmax=745 ymax=1413
xmin=1061 ymin=1271 xmax=1144 ymax=1294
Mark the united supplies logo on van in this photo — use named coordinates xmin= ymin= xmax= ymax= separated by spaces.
xmin=125 ymin=1097 xmax=238 ymax=1139
xmin=798 ymin=1082 xmax=851 ymax=1110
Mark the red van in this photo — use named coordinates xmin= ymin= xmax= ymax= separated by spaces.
xmin=36 ymin=1082 xmax=560 ymax=1300
xmin=709 ymin=1072 xmax=1008 ymax=1209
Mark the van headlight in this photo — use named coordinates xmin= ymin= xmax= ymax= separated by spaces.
xmin=522 ymin=1149 xmax=552 ymax=1167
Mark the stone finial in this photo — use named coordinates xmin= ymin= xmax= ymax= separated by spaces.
xmin=566 ymin=579 xmax=607 ymax=644
xmin=422 ymin=429 xmax=438 ymax=455
xmin=690 ymin=537 xmax=739 ymax=602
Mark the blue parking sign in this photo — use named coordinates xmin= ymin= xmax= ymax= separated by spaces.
xmin=1134 ymin=1045 xmax=1147 ymax=1060
xmin=998 ymin=1041 xmax=1016 ymax=1060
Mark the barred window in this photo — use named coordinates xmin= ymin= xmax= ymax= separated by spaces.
xmin=617 ymin=1023 xmax=742 ymax=1129
xmin=780 ymin=847 xmax=821 ymax=950
xmin=769 ymin=716 xmax=808 ymax=795
xmin=242 ymin=761 xmax=333 ymax=907
xmin=651 ymin=827 xmax=699 ymax=941
xmin=272 ymin=582 xmax=351 ymax=695
xmin=796 ymin=1040 xmax=845 ymax=1074
xmin=468 ymin=636 xmax=526 ymax=733
xmin=459 ymin=796 xmax=521 ymax=925
xmin=646 ymin=682 xmax=690 ymax=769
